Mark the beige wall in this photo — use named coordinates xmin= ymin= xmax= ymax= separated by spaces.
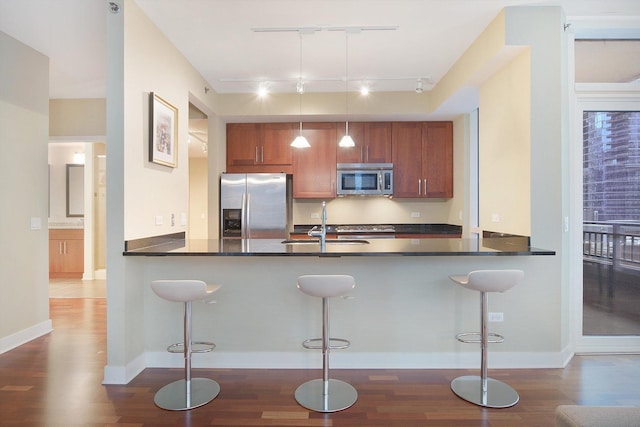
xmin=479 ymin=50 xmax=531 ymax=235
xmin=189 ymin=157 xmax=208 ymax=239
xmin=120 ymin=2 xmax=220 ymax=241
xmin=0 ymin=31 xmax=51 ymax=352
xmin=49 ymin=98 xmax=106 ymax=137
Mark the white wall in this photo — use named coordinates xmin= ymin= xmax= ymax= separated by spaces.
xmin=0 ymin=31 xmax=51 ymax=353
xmin=105 ymin=0 xmax=221 ymax=383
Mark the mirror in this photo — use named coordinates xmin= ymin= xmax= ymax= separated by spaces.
xmin=66 ymin=164 xmax=84 ymax=217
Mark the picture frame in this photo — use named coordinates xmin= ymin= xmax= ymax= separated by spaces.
xmin=149 ymin=92 xmax=178 ymax=167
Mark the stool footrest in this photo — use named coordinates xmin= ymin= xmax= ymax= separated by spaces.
xmin=302 ymin=338 xmax=350 ymax=350
xmin=167 ymin=341 xmax=215 ymax=353
xmin=455 ymin=332 xmax=504 ymax=344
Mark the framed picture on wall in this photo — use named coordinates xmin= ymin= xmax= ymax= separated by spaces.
xmin=149 ymin=92 xmax=178 ymax=167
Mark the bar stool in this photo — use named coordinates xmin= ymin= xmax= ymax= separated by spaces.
xmin=449 ymin=269 xmax=524 ymax=408
xmin=295 ymin=274 xmax=357 ymax=413
xmin=151 ymin=279 xmax=221 ymax=411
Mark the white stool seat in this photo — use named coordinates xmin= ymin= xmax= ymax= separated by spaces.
xmin=151 ymin=279 xmax=221 ymax=303
xmin=449 ymin=269 xmax=523 ymax=293
xmin=449 ymin=269 xmax=523 ymax=409
xmin=150 ymin=279 xmax=222 ymax=411
xmin=295 ymin=274 xmax=357 ymax=413
xmin=297 ymin=274 xmax=355 ymax=298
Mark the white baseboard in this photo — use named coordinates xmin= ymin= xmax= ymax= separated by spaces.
xmin=144 ymin=350 xmax=569 ymax=370
xmin=103 ymin=350 xmax=570 ymax=385
xmin=102 ymin=353 xmax=146 ymax=385
xmin=0 ymin=320 xmax=53 ymax=355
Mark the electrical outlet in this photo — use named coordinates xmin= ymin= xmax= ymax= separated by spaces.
xmin=411 ymin=212 xmax=420 ymax=218
xmin=311 ymin=213 xmax=320 ymax=219
xmin=491 ymin=213 xmax=500 ymax=223
xmin=488 ymin=312 xmax=504 ymax=322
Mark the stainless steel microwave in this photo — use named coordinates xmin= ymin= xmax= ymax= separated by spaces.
xmin=336 ymin=163 xmax=393 ymax=196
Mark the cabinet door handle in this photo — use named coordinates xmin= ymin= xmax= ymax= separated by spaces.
xmin=366 ymin=146 xmax=369 ymax=162
xmin=360 ymin=147 xmax=364 ymax=162
xmin=261 ymin=146 xmax=264 ymax=163
xmin=59 ymin=241 xmax=63 ymax=254
xmin=63 ymin=241 xmax=67 ymax=254
xmin=418 ymin=179 xmax=421 ymax=196
xmin=255 ymin=146 xmax=259 ymax=163
xmin=424 ymin=179 xmax=427 ymax=196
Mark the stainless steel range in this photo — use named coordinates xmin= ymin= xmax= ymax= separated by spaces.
xmin=335 ymin=225 xmax=395 ymax=239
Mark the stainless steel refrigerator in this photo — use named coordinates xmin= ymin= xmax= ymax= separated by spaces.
xmin=220 ymin=173 xmax=290 ymax=239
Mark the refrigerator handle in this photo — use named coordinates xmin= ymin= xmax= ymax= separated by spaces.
xmin=241 ymin=192 xmax=247 ymax=239
xmin=245 ymin=192 xmax=251 ymax=239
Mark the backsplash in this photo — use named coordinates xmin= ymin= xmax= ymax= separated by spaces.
xmin=292 ymin=197 xmax=456 ymax=225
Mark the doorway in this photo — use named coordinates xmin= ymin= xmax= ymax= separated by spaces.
xmin=582 ymin=111 xmax=640 ymax=336
xmin=48 ymin=142 xmax=106 ymax=288
xmin=188 ymin=102 xmax=209 ymax=240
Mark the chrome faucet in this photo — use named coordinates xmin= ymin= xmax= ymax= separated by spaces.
xmin=308 ymin=201 xmax=327 ymax=246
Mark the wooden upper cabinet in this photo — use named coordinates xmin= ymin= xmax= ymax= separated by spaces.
xmin=337 ymin=122 xmax=391 ymax=164
xmin=293 ymin=122 xmax=337 ymax=199
xmin=226 ymin=122 xmax=294 ymax=173
xmin=392 ymin=122 xmax=423 ymax=197
xmin=226 ymin=123 xmax=259 ymax=167
xmin=422 ymin=122 xmax=453 ymax=198
xmin=392 ymin=121 xmax=453 ymax=198
xmin=259 ymin=123 xmax=294 ymax=165
xmin=227 ymin=120 xmax=452 ymax=199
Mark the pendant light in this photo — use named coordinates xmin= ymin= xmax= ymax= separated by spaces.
xmin=339 ymin=31 xmax=356 ymax=148
xmin=291 ymin=32 xmax=310 ymax=148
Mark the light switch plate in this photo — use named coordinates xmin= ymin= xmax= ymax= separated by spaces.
xmin=155 ymin=215 xmax=163 ymax=225
xmin=30 ymin=217 xmax=42 ymax=230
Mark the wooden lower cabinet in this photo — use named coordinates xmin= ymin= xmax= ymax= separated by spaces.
xmin=49 ymin=229 xmax=84 ymax=278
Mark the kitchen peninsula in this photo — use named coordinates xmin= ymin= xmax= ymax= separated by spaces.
xmin=113 ymin=233 xmax=557 ymax=385
xmin=124 ymin=235 xmax=553 ymax=257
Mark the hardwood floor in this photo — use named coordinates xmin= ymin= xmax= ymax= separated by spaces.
xmin=1 ymin=298 xmax=640 ymax=426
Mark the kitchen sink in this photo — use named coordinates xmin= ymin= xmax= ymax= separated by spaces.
xmin=281 ymin=239 xmax=370 ymax=245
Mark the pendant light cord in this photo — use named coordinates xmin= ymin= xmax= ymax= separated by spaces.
xmin=345 ymin=32 xmax=349 ymax=135
xmin=299 ymin=32 xmax=303 ymax=134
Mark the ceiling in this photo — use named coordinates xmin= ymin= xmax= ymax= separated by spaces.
xmin=1 ymin=0 xmax=639 ymax=158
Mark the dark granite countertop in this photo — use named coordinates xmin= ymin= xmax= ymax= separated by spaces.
xmin=123 ymin=236 xmax=554 ymax=257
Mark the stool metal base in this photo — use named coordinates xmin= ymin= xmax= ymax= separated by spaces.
xmin=451 ymin=375 xmax=519 ymax=408
xmin=154 ymin=378 xmax=220 ymax=411
xmin=295 ymin=379 xmax=358 ymax=413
